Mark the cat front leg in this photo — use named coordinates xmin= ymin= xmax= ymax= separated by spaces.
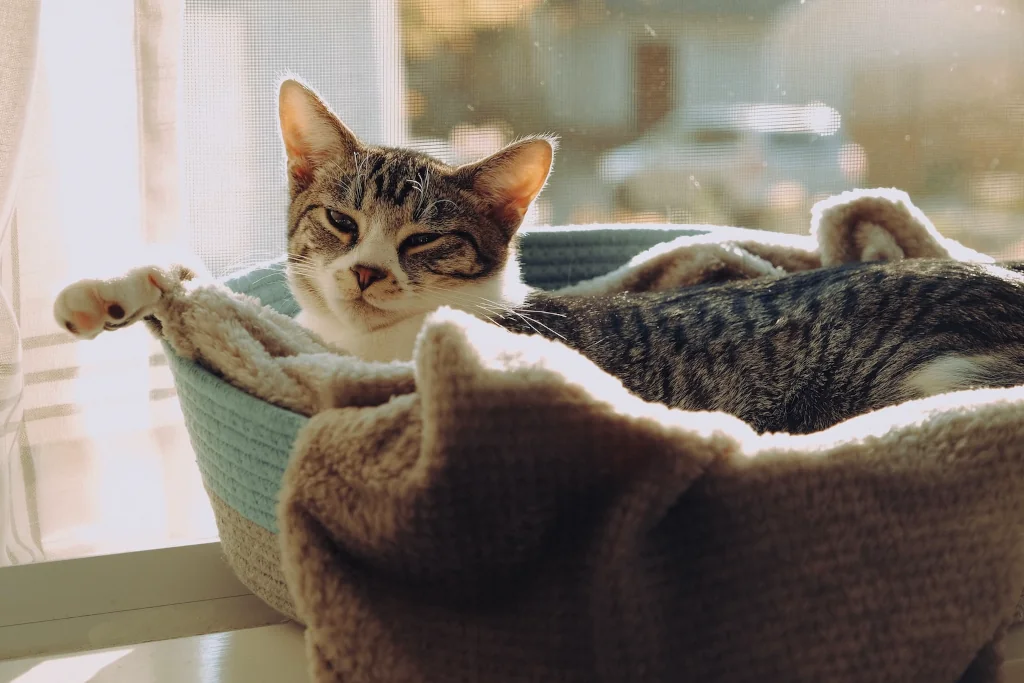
xmin=53 ymin=264 xmax=196 ymax=339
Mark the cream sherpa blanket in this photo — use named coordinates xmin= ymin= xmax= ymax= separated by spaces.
xmin=134 ymin=189 xmax=1024 ymax=682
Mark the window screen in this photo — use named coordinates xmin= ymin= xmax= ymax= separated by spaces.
xmin=184 ymin=0 xmax=1024 ymax=276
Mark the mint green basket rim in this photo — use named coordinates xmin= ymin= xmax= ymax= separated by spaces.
xmin=166 ymin=227 xmax=707 ymax=535
xmin=165 ymin=341 xmax=306 ymax=533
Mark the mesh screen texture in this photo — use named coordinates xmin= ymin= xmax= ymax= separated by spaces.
xmin=184 ymin=0 xmax=1024 ymax=276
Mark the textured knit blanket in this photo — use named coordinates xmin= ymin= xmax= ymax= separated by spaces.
xmin=133 ymin=189 xmax=1024 ymax=683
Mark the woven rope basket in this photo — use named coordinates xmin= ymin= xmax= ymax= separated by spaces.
xmin=167 ymin=226 xmax=700 ymax=620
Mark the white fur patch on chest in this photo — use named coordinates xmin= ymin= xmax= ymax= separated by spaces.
xmin=293 ymin=262 xmax=531 ymax=363
xmin=295 ymin=309 xmax=426 ymax=362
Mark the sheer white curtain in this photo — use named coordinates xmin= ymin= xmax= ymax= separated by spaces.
xmin=0 ymin=0 xmax=42 ymax=566
xmin=0 ymin=0 xmax=215 ymax=567
xmin=0 ymin=0 xmax=406 ymax=567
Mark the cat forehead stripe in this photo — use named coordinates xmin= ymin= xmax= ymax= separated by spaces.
xmin=329 ymin=155 xmax=455 ymax=221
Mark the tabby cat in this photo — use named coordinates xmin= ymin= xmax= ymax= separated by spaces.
xmin=56 ymin=79 xmax=1024 ymax=434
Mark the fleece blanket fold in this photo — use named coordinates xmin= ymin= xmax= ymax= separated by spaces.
xmin=140 ymin=188 xmax=1023 ymax=683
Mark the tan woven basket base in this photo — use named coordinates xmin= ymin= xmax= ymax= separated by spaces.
xmin=208 ymin=488 xmax=300 ymax=623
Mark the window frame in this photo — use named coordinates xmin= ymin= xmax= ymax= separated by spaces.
xmin=0 ymin=541 xmax=284 ymax=659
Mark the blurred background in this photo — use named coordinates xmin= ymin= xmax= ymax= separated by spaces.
xmin=185 ymin=0 xmax=1024 ymax=274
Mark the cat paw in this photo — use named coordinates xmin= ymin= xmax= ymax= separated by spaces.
xmin=53 ymin=266 xmax=177 ymax=339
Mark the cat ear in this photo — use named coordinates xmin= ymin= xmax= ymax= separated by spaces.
xmin=278 ymin=79 xmax=360 ymax=192
xmin=460 ymin=136 xmax=556 ymax=234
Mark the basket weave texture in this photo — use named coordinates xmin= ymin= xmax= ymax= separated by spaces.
xmin=167 ymin=227 xmax=699 ymax=619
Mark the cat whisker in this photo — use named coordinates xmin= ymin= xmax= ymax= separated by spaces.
xmin=474 ymin=298 xmax=568 ymax=340
xmin=352 ymin=151 xmax=368 ymax=182
xmin=412 ymin=291 xmax=496 ymax=316
xmin=510 ymin=311 xmax=564 ymax=340
xmin=415 ymin=284 xmax=566 ymax=341
xmin=248 ymin=272 xmax=291 ymax=289
xmin=414 ymin=284 xmax=507 ymax=314
xmin=337 ymin=177 xmax=352 ymax=200
xmin=419 ymin=285 xmax=568 ymax=340
xmin=416 ymin=286 xmax=528 ymax=320
xmin=409 ymin=292 xmax=499 ymax=326
xmin=352 ymin=152 xmax=368 ymax=206
xmin=445 ymin=288 xmax=567 ymax=319
xmin=284 ymin=262 xmax=320 ymax=274
xmin=512 ymin=309 xmax=566 ymax=317
xmin=284 ymin=267 xmax=322 ymax=281
xmin=413 ymin=289 xmax=511 ymax=324
xmin=408 ymin=168 xmax=432 ymax=220
xmin=423 ymin=199 xmax=455 ymax=220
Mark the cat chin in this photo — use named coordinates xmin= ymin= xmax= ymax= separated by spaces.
xmin=295 ymin=307 xmax=426 ymax=362
xmin=291 ymin=262 xmax=532 ymax=362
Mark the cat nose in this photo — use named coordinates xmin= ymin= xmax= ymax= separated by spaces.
xmin=351 ymin=264 xmax=387 ymax=291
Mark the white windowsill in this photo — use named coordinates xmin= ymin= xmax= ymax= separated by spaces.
xmin=0 ymin=541 xmax=288 ymax=660
xmin=3 ymin=538 xmax=1024 ymax=676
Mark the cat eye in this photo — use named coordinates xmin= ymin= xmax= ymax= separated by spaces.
xmin=325 ymin=209 xmax=358 ymax=234
xmin=401 ymin=233 xmax=441 ymax=250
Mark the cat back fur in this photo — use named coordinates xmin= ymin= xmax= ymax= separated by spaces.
xmin=276 ymin=80 xmax=1024 ymax=435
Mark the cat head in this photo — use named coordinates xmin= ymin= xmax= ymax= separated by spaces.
xmin=278 ymin=78 xmax=555 ymax=340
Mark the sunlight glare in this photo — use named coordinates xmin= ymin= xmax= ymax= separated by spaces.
xmin=39 ymin=0 xmax=143 ymax=276
xmin=804 ymin=102 xmax=842 ymax=136
xmin=37 ymin=0 xmax=169 ymax=557
xmin=12 ymin=648 xmax=133 ymax=683
xmin=745 ymin=103 xmax=841 ymax=135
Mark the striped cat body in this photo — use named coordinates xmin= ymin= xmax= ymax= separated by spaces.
xmin=497 ymin=259 xmax=1024 ymax=433
xmin=278 ymin=79 xmax=1024 ymax=433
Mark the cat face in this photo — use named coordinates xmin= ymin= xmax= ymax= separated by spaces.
xmin=278 ymin=79 xmax=555 ymax=341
